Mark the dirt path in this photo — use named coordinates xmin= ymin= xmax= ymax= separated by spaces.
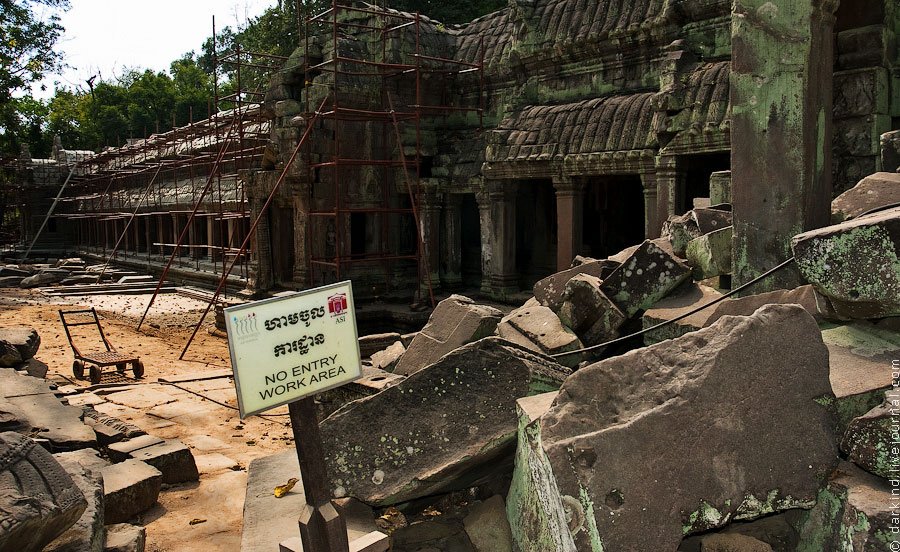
xmin=0 ymin=288 xmax=295 ymax=551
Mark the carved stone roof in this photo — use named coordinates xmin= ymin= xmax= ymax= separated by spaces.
xmin=487 ymin=93 xmax=659 ymax=162
xmin=455 ymin=9 xmax=517 ymax=67
xmin=526 ymin=0 xmax=668 ymax=45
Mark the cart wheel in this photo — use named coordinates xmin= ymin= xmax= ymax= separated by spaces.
xmin=132 ymin=360 xmax=145 ymax=379
xmin=73 ymin=360 xmax=84 ymax=379
xmin=89 ymin=365 xmax=102 ymax=385
xmin=116 ymin=362 xmax=127 ymax=373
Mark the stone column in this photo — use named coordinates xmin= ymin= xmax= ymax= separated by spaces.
xmin=654 ymin=155 xmax=683 ymax=220
xmin=553 ymin=176 xmax=584 ymax=271
xmin=207 ymin=218 xmax=216 ymax=261
xmin=730 ymin=0 xmax=838 ymax=290
xmin=419 ymin=191 xmax=442 ymax=294
xmin=292 ymin=184 xmax=311 ymax=288
xmin=640 ymin=172 xmax=662 ymax=239
xmin=475 ymin=190 xmax=493 ymax=294
xmin=246 ymin=177 xmax=273 ymax=295
xmin=487 ymin=181 xmax=518 ymax=299
xmin=442 ymin=193 xmax=463 ymax=289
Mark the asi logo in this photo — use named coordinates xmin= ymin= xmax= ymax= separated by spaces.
xmin=232 ymin=312 xmax=259 ymax=339
xmin=328 ymin=293 xmax=348 ymax=317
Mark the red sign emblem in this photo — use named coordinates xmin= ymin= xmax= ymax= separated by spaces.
xmin=328 ymin=293 xmax=347 ymax=316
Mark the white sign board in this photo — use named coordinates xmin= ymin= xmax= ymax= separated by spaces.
xmin=224 ymin=281 xmax=362 ymax=418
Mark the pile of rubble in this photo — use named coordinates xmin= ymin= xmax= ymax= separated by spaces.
xmin=0 ymin=257 xmax=170 ymax=295
xmin=0 ymin=328 xmax=199 ymax=552
xmin=265 ymin=170 xmax=898 ymax=551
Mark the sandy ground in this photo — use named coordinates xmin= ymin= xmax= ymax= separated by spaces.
xmin=0 ymin=288 xmax=296 ymax=551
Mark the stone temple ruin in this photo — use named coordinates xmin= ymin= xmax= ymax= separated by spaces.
xmin=2 ymin=0 xmax=900 ymax=551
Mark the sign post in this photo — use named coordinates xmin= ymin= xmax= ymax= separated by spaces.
xmin=225 ymin=281 xmax=376 ymax=552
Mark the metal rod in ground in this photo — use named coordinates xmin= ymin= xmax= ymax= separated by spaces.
xmin=21 ymin=162 xmax=80 ymax=261
xmin=289 ymin=397 xmax=350 ymax=552
xmin=178 ymin=97 xmax=329 ymax=360
xmin=135 ymin=119 xmax=239 ymax=331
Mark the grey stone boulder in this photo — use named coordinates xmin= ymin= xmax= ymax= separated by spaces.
xmin=642 ymin=283 xmax=723 ymax=345
xmin=358 ymin=332 xmax=402 ymax=358
xmin=831 ymin=171 xmax=900 ymax=223
xmin=498 ymin=304 xmax=583 ymax=368
xmin=370 ymin=341 xmax=405 ymax=372
xmin=394 ymin=295 xmax=502 ymax=376
xmin=20 ymin=270 xmax=69 ymax=288
xmin=840 ymin=402 xmax=895 ymax=479
xmin=532 ymin=259 xmax=619 ymax=312
xmin=791 ymin=206 xmax=900 ymax=318
xmin=463 ymin=495 xmax=514 ymax=552
xmin=0 ymin=327 xmax=41 ymax=367
xmin=507 ymin=305 xmax=837 ymax=551
xmin=686 ymin=226 xmax=733 ymax=280
xmin=555 ymin=274 xmax=626 ymax=348
xmin=600 ymin=239 xmax=692 ymax=318
xmin=0 ymin=431 xmax=88 ymax=552
xmin=103 ymin=523 xmax=146 ymax=552
xmin=321 ymin=337 xmax=570 ymax=506
xmin=704 ymin=285 xmax=825 ymax=327
xmin=795 ymin=462 xmax=896 ymax=550
xmin=46 ymin=451 xmax=106 ymax=552
xmin=662 ymin=208 xmax=733 ymax=256
xmin=882 ymin=129 xmax=900 ymax=172
xmin=101 ymin=459 xmax=162 ymax=524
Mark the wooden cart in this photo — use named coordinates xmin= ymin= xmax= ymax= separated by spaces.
xmin=58 ymin=308 xmax=145 ymax=384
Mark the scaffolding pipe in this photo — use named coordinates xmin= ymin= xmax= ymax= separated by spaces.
xmin=178 ymin=96 xmax=330 ymax=360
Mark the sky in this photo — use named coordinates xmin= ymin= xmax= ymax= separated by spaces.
xmin=34 ymin=0 xmax=275 ymax=98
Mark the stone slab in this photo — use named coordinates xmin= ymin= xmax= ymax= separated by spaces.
xmin=107 ymin=435 xmax=165 ymax=463
xmin=831 ymin=171 xmax=900 ymax=222
xmin=104 ymin=387 xmax=177 ymax=410
xmin=501 ymin=304 xmax=583 ymax=367
xmin=101 ymin=459 xmax=162 ymax=524
xmin=642 ymin=283 xmax=724 ymax=345
xmin=686 ymin=225 xmax=733 ymax=280
xmin=463 ymin=495 xmax=514 ymax=552
xmin=47 ymin=452 xmax=105 ymax=552
xmin=103 ymin=523 xmax=146 ymax=552
xmin=704 ymin=285 xmax=825 ymax=327
xmin=532 ymin=259 xmax=620 ymax=312
xmin=601 ymin=239 xmax=692 ymax=318
xmin=129 ymin=439 xmax=199 ymax=484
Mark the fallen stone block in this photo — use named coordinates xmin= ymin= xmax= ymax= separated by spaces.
xmin=370 ymin=341 xmax=405 ymax=372
xmin=103 ymin=523 xmax=145 ymax=552
xmin=794 ymin=462 xmax=896 ymax=550
xmin=129 ymin=440 xmax=199 ymax=484
xmin=358 ymin=332 xmax=401 ymax=358
xmin=709 ymin=171 xmax=731 ymax=205
xmin=608 ymin=237 xmax=677 ymax=263
xmin=0 ymin=340 xmax=21 ymax=367
xmin=82 ymin=407 xmax=145 ymax=443
xmin=0 ymin=276 xmax=24 ymax=287
xmin=322 ymin=337 xmax=570 ymax=506
xmin=464 ymin=495 xmax=514 ymax=552
xmin=820 ymin=321 xmax=899 ymax=436
xmin=101 ymin=459 xmax=162 ymax=524
xmin=532 ymin=259 xmax=619 ymax=312
xmin=600 ymin=239 xmax=692 ymax=318
xmin=686 ymin=226 xmax=733 ymax=280
xmin=791 ymin=206 xmax=900 ymax=318
xmin=507 ymin=305 xmax=837 ymax=551
xmin=831 ymin=171 xmax=900 ymax=223
xmin=704 ymin=285 xmax=824 ymax=327
xmin=642 ymin=283 xmax=723 ymax=345
xmin=882 ymin=129 xmax=900 ymax=172
xmin=840 ymin=401 xmax=896 ymax=479
xmin=394 ymin=295 xmax=502 ymax=376
xmin=47 ymin=452 xmax=105 ymax=552
xmin=21 ymin=358 xmax=49 ymax=378
xmin=499 ymin=304 xmax=583 ymax=368
xmin=662 ymin=208 xmax=733 ymax=256
xmin=107 ymin=435 xmax=164 ymax=463
xmin=0 ymin=431 xmax=87 ymax=552
xmin=555 ymin=274 xmax=625 ymax=348
xmin=698 ymin=533 xmax=772 ymax=552
xmin=0 ymin=266 xmax=29 ymax=277
xmin=317 ymin=366 xmax=405 ymax=419
xmin=20 ymin=270 xmax=69 ymax=288
xmin=0 ymin=327 xmax=40 ymax=365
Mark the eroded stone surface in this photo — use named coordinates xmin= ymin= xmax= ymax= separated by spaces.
xmin=394 ymin=295 xmax=502 ymax=376
xmin=103 ymin=523 xmax=145 ymax=552
xmin=686 ymin=226 xmax=733 ymax=280
xmin=600 ymin=239 xmax=692 ymax=318
xmin=532 ymin=260 xmax=619 ymax=312
xmin=841 ymin=402 xmax=896 ymax=480
xmin=791 ymin=207 xmax=900 ymax=318
xmin=642 ymin=283 xmax=723 ymax=345
xmin=555 ymin=274 xmax=625 ymax=348
xmin=101 ymin=459 xmax=162 ymax=524
xmin=0 ymin=327 xmax=40 ymax=367
xmin=831 ymin=171 xmax=900 ymax=223
xmin=371 ymin=341 xmax=405 ymax=372
xmin=47 ymin=452 xmax=105 ymax=552
xmin=321 ymin=337 xmax=570 ymax=506
xmin=499 ymin=304 xmax=583 ymax=367
xmin=0 ymin=431 xmax=87 ymax=552
xmin=508 ymin=305 xmax=837 ymax=551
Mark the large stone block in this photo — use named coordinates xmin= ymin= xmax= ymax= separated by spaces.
xmin=321 ymin=337 xmax=570 ymax=506
xmin=394 ymin=295 xmax=502 ymax=376
xmin=370 ymin=341 xmax=405 ymax=372
xmin=0 ymin=327 xmax=40 ymax=367
xmin=600 ymin=239 xmax=692 ymax=318
xmin=532 ymin=260 xmax=620 ymax=312
xmin=555 ymin=274 xmax=625 ymax=348
xmin=101 ymin=459 xmax=162 ymax=524
xmin=791 ymin=206 xmax=900 ymax=318
xmin=794 ymin=462 xmax=896 ymax=550
xmin=19 ymin=271 xmax=68 ymax=288
xmin=642 ymin=283 xmax=723 ymax=345
xmin=508 ymin=305 xmax=837 ymax=551
xmin=662 ymin=208 xmax=733 ymax=257
xmin=881 ymin=129 xmax=900 ymax=172
xmin=129 ymin=440 xmax=199 ymax=484
xmin=686 ymin=226 xmax=733 ymax=280
xmin=704 ymin=285 xmax=824 ymax=327
xmin=47 ymin=452 xmax=105 ymax=552
xmin=840 ymin=401 xmax=896 ymax=480
xmin=103 ymin=523 xmax=145 ymax=552
xmin=831 ymin=171 xmax=900 ymax=223
xmin=499 ymin=304 xmax=583 ymax=368
xmin=0 ymin=432 xmax=87 ymax=552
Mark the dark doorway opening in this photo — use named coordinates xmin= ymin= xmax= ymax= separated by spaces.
xmin=582 ymin=175 xmax=645 ymax=258
xmin=269 ymin=207 xmax=294 ymax=285
xmin=516 ymin=180 xmax=557 ymax=288
xmin=679 ymin=153 xmax=730 ymax=213
xmin=460 ymin=194 xmax=482 ymax=288
xmin=350 ymin=212 xmax=366 ymax=256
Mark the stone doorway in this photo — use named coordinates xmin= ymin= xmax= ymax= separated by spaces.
xmin=516 ymin=181 xmax=557 ymax=289
xmin=582 ymin=175 xmax=645 ymax=258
